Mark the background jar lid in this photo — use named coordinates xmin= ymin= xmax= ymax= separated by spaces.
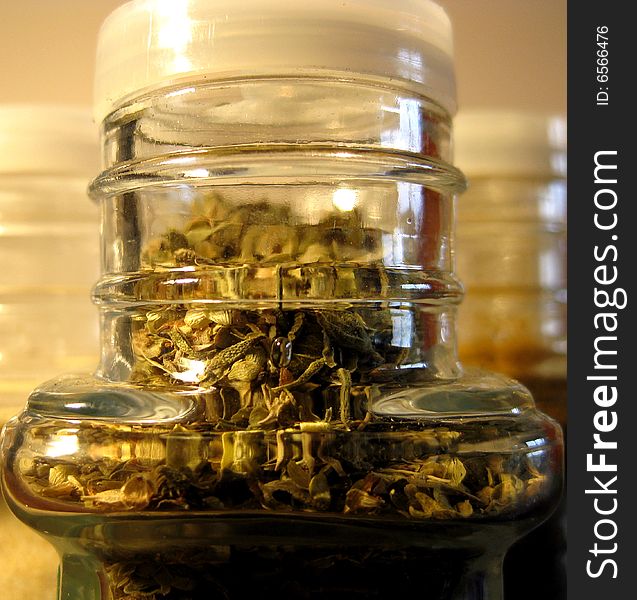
xmin=454 ymin=110 xmax=567 ymax=178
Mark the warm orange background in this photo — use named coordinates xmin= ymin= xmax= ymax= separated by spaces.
xmin=0 ymin=0 xmax=566 ymax=113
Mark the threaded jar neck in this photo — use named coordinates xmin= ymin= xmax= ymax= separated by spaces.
xmin=89 ymin=78 xmax=465 ymax=385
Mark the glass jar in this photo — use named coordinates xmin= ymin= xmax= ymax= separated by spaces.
xmin=454 ymin=110 xmax=567 ymax=600
xmin=0 ymin=105 xmax=100 ymax=600
xmin=454 ymin=111 xmax=567 ymax=427
xmin=1 ymin=3 xmax=562 ymax=599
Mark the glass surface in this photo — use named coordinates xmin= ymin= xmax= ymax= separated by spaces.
xmin=1 ymin=79 xmax=563 ymax=600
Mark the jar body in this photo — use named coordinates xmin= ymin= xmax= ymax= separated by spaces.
xmin=1 ymin=79 xmax=562 ymax=599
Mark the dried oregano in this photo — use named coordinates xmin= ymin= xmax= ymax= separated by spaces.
xmin=14 ymin=194 xmax=553 ymax=599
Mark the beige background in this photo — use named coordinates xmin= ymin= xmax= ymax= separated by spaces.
xmin=0 ymin=0 xmax=566 ymax=113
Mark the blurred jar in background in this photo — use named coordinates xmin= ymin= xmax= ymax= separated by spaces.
xmin=0 ymin=105 xmax=99 ymax=599
xmin=454 ymin=110 xmax=567 ymax=600
xmin=0 ymin=105 xmax=100 ymax=422
xmin=454 ymin=111 xmax=567 ymax=427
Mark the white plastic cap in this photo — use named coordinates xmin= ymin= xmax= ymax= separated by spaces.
xmin=454 ymin=111 xmax=567 ymax=178
xmin=0 ymin=105 xmax=98 ymax=175
xmin=94 ymin=0 xmax=456 ymax=123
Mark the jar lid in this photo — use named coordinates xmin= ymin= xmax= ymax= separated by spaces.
xmin=0 ymin=105 xmax=98 ymax=175
xmin=94 ymin=0 xmax=457 ymax=122
xmin=454 ymin=111 xmax=567 ymax=178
